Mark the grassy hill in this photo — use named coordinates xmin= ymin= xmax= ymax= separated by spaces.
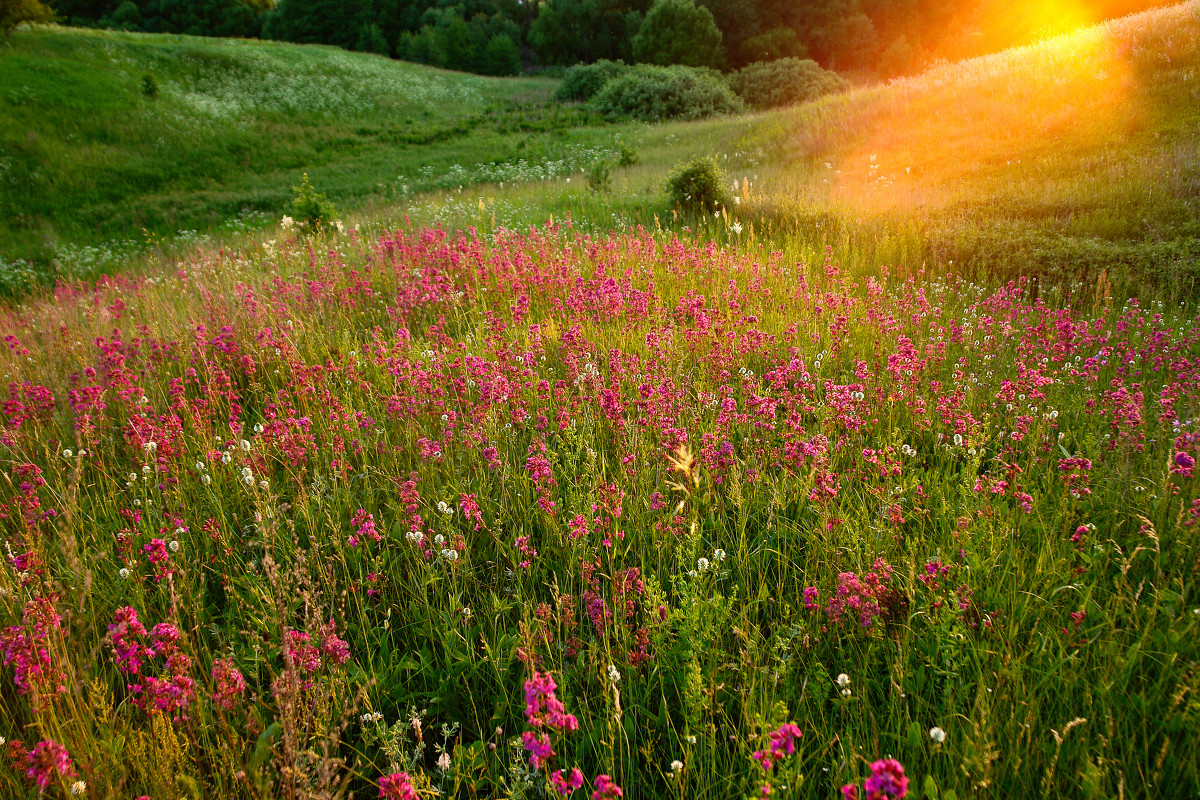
xmin=2 ymin=3 xmax=1199 ymax=297
xmin=0 ymin=8 xmax=1199 ymax=800
xmin=0 ymin=27 xmax=624 ymax=265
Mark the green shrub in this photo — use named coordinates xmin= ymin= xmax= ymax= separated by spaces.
xmin=554 ymin=60 xmax=631 ymax=103
xmin=731 ymin=57 xmax=849 ymax=109
xmin=617 ymin=140 xmax=639 ymax=167
xmin=586 ymin=160 xmax=613 ymax=193
xmin=291 ymin=173 xmax=336 ymax=229
xmin=590 ymin=65 xmax=741 ymax=122
xmin=140 ymin=73 xmax=158 ymax=98
xmin=667 ymin=155 xmax=729 ymax=213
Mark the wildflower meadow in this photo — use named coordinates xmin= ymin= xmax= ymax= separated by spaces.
xmin=0 ymin=221 xmax=1197 ymax=799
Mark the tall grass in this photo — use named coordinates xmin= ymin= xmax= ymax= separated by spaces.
xmin=0 ymin=220 xmax=1197 ymax=798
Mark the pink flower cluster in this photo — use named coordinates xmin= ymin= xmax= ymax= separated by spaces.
xmin=753 ymin=722 xmax=802 ymax=771
xmin=379 ymin=771 xmax=418 ymax=800
xmin=0 ymin=595 xmax=65 ymax=707
xmin=108 ymin=607 xmax=195 ymax=717
xmin=842 ymin=758 xmax=909 ymax=800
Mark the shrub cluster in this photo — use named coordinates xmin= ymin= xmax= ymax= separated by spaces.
xmin=730 ymin=57 xmax=849 ymax=109
xmin=590 ymin=64 xmax=742 ymax=122
xmin=554 ymin=60 xmax=631 ymax=103
xmin=666 ymin=155 xmax=729 ymax=213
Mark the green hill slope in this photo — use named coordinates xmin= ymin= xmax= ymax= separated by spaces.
xmin=0 ymin=27 xmax=616 ymax=263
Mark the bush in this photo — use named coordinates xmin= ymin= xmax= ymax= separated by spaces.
xmin=730 ymin=57 xmax=849 ymax=109
xmin=554 ymin=60 xmax=631 ymax=103
xmin=590 ymin=65 xmax=741 ymax=122
xmin=140 ymin=73 xmax=158 ymax=98
xmin=631 ymin=0 xmax=722 ymax=68
xmin=586 ymin=160 xmax=613 ymax=193
xmin=667 ymin=155 xmax=729 ymax=214
xmin=291 ymin=173 xmax=336 ymax=229
xmin=617 ymin=140 xmax=639 ymax=167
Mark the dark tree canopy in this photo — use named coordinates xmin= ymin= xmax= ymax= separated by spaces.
xmin=631 ymin=0 xmax=722 ymax=68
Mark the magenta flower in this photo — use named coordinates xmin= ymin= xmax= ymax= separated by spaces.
xmin=592 ymin=774 xmax=623 ymax=800
xmin=25 ymin=739 xmax=74 ymax=792
xmin=522 ymin=731 xmax=555 ymax=769
xmin=211 ymin=658 xmax=247 ymax=710
xmin=379 ymin=772 xmax=418 ymax=800
xmin=550 ymin=767 xmax=585 ymax=796
xmin=864 ymin=758 xmax=908 ymax=799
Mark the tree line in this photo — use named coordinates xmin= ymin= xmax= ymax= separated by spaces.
xmin=18 ymin=0 xmax=1177 ymax=77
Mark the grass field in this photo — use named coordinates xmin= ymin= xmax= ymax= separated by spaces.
xmin=4 ymin=4 xmax=1200 ymax=295
xmin=0 ymin=5 xmax=1199 ymax=800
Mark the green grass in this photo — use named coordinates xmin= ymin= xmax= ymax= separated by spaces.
xmin=1 ymin=7 xmax=1199 ymax=800
xmin=0 ymin=26 xmax=631 ymax=265
xmin=4 ymin=5 xmax=1200 ymax=297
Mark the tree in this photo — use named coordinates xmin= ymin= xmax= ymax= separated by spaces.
xmin=631 ymin=0 xmax=721 ymax=68
xmin=739 ymin=26 xmax=805 ymax=63
xmin=355 ymin=20 xmax=388 ymax=54
xmin=480 ymin=33 xmax=520 ymax=75
xmin=530 ymin=0 xmax=647 ymax=65
xmin=2 ymin=0 xmax=54 ymax=37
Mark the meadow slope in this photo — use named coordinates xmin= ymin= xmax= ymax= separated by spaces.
xmin=0 ymin=6 xmax=1199 ymax=800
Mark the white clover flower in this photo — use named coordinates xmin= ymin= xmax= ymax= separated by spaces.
xmin=196 ymin=461 xmax=206 ymax=471
xmin=930 ymin=727 xmax=946 ymax=743
xmin=254 ymin=423 xmax=264 ymax=433
xmin=62 ymin=449 xmax=73 ymax=458
xmin=244 ymin=475 xmax=254 ymax=486
xmin=406 ymin=531 xmax=424 ymax=544
xmin=953 ymin=434 xmax=963 ymax=446
xmin=442 ymin=549 xmax=459 ymax=562
xmin=168 ymin=540 xmax=179 ymax=553
xmin=608 ymin=664 xmax=621 ymax=683
xmin=240 ymin=439 xmax=251 ymax=452
xmin=128 ymin=473 xmax=138 ymax=482
xmin=686 ymin=735 xmax=696 ymax=745
xmin=70 ymin=780 xmax=87 ymax=795
xmin=434 ymin=534 xmax=445 ymax=546
xmin=144 ymin=441 xmax=157 ymax=452
xmin=836 ymin=673 xmax=851 ymax=689
xmin=713 ymin=549 xmax=726 ymax=562
xmin=260 ymin=480 xmax=269 ymax=490
xmin=361 ymin=711 xmax=383 ymax=724
xmin=222 ymin=452 xmax=231 ymax=464
xmin=142 ymin=465 xmax=151 ymax=474
xmin=119 ymin=568 xmax=131 ymax=579
xmin=697 ymin=557 xmax=710 ymax=572
xmin=841 ymin=687 xmax=852 ymax=697
xmin=202 ymin=474 xmax=211 ymax=485
xmin=670 ymin=760 xmax=683 ymax=773
xmin=79 ymin=449 xmax=86 ymax=456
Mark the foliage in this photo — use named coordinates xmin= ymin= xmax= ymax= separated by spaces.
xmin=529 ymin=0 xmax=646 ymax=66
xmin=139 ymin=72 xmax=158 ymax=97
xmin=666 ymin=153 xmax=728 ymax=212
xmin=631 ymin=0 xmax=721 ymax=67
xmin=0 ymin=0 xmax=53 ymax=36
xmin=589 ymin=63 xmax=741 ymax=121
xmin=730 ymin=57 xmax=848 ymax=108
xmin=585 ymin=157 xmax=612 ymax=192
xmin=0 ymin=220 xmax=1197 ymax=799
xmin=738 ymin=25 xmax=805 ymax=63
xmin=290 ymin=172 xmax=335 ymax=227
xmin=554 ymin=58 xmax=631 ymax=102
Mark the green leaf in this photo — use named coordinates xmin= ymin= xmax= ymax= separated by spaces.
xmin=923 ymin=774 xmax=940 ymax=800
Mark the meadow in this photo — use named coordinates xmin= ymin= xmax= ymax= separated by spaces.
xmin=1 ymin=4 xmax=1200 ymax=800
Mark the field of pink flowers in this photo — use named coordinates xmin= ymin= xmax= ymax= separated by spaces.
xmin=1 ymin=222 xmax=1198 ymax=799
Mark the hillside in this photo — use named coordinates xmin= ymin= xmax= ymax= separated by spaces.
xmin=2 ymin=2 xmax=1200 ymax=296
xmin=0 ymin=27 xmax=623 ymax=265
